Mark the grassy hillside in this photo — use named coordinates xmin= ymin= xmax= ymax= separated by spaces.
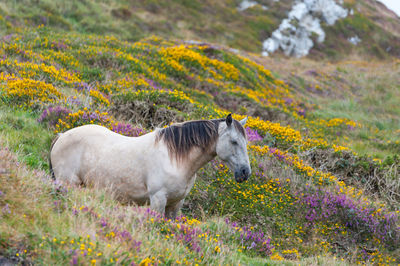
xmin=1 ymin=0 xmax=399 ymax=59
xmin=253 ymin=55 xmax=400 ymax=159
xmin=1 ymin=20 xmax=400 ymax=265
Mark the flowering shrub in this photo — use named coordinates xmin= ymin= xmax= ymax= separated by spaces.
xmin=112 ymin=122 xmax=144 ymax=137
xmin=38 ymin=106 xmax=71 ymax=127
xmin=160 ymin=45 xmax=240 ymax=80
xmin=0 ymin=57 xmax=81 ymax=85
xmin=54 ymin=109 xmax=113 ymax=132
xmin=53 ymin=108 xmax=144 ymax=138
xmin=0 ymin=74 xmax=64 ymax=107
xmin=89 ymin=89 xmax=110 ymax=106
xmin=225 ymin=218 xmax=274 ymax=256
xmin=298 ymin=187 xmax=400 ymax=248
xmin=113 ymin=89 xmax=195 ymax=106
xmin=246 ymin=127 xmax=263 ymax=142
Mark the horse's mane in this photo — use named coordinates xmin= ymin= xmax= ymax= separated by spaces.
xmin=156 ymin=118 xmax=245 ymax=161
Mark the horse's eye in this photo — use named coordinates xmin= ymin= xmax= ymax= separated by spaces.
xmin=231 ymin=140 xmax=238 ymax=145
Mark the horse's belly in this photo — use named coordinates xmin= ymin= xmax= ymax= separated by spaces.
xmin=164 ymin=174 xmax=197 ymax=204
xmin=83 ymin=165 xmax=149 ymax=204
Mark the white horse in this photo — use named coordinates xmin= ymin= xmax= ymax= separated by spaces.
xmin=50 ymin=114 xmax=251 ymax=218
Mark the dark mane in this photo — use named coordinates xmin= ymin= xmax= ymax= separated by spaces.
xmin=156 ymin=118 xmax=245 ymax=161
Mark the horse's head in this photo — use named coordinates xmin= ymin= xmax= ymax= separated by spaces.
xmin=216 ymin=114 xmax=251 ymax=183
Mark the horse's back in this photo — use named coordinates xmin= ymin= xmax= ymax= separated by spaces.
xmin=52 ymin=124 xmax=121 ymax=156
xmin=50 ymin=125 xmax=128 ymax=185
xmin=60 ymin=124 xmax=120 ymax=141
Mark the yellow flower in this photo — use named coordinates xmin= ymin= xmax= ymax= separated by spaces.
xmin=270 ymin=252 xmax=284 ymax=261
xmin=214 ymin=245 xmax=221 ymax=253
xmin=139 ymin=257 xmax=152 ymax=266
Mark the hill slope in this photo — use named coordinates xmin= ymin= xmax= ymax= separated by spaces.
xmin=1 ymin=0 xmax=400 ymax=59
xmin=1 ymin=21 xmax=400 ymax=265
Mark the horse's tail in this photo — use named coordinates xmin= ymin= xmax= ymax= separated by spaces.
xmin=49 ymin=133 xmax=62 ymax=180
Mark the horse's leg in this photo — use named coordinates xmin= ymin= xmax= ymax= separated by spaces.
xmin=53 ymin=165 xmax=82 ymax=186
xmin=165 ymin=199 xmax=184 ymax=220
xmin=51 ymin=146 xmax=83 ymax=186
xmin=150 ymin=191 xmax=167 ymax=215
xmin=54 ymin=173 xmax=82 ymax=187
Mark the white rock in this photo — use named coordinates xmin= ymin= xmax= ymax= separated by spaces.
xmin=279 ymin=19 xmax=296 ymax=32
xmin=300 ymin=15 xmax=325 ymax=42
xmin=263 ymin=38 xmax=279 ymax=53
xmin=289 ymin=3 xmax=308 ymax=20
xmin=238 ymin=0 xmax=258 ymax=11
xmin=261 ymin=51 xmax=269 ymax=56
xmin=228 ymin=48 xmax=240 ymax=54
xmin=348 ymin=35 xmax=361 ymax=45
xmin=262 ymin=0 xmax=349 ymax=57
xmin=185 ymin=40 xmax=201 ymax=45
xmin=238 ymin=0 xmax=268 ymax=11
xmin=320 ymin=1 xmax=348 ymax=25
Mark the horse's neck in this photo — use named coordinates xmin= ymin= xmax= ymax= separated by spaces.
xmin=183 ymin=144 xmax=217 ymax=178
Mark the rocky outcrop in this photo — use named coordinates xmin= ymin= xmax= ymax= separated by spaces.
xmin=262 ymin=0 xmax=348 ymax=57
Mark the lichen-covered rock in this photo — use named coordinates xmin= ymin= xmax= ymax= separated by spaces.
xmin=237 ymin=0 xmax=267 ymax=11
xmin=263 ymin=0 xmax=348 ymax=57
xmin=348 ymin=35 xmax=361 ymax=45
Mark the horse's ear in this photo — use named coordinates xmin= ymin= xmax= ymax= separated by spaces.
xmin=240 ymin=117 xmax=248 ymax=126
xmin=226 ymin=114 xmax=232 ymax=127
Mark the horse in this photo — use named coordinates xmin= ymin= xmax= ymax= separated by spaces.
xmin=50 ymin=114 xmax=251 ymax=219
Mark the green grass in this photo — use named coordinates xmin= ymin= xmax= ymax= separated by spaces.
xmin=259 ymin=56 xmax=400 ymax=159
xmin=0 ymin=107 xmax=53 ymax=169
xmin=309 ymin=62 xmax=400 ymax=158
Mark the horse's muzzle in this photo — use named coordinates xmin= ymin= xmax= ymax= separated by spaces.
xmin=234 ymin=166 xmax=251 ymax=183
